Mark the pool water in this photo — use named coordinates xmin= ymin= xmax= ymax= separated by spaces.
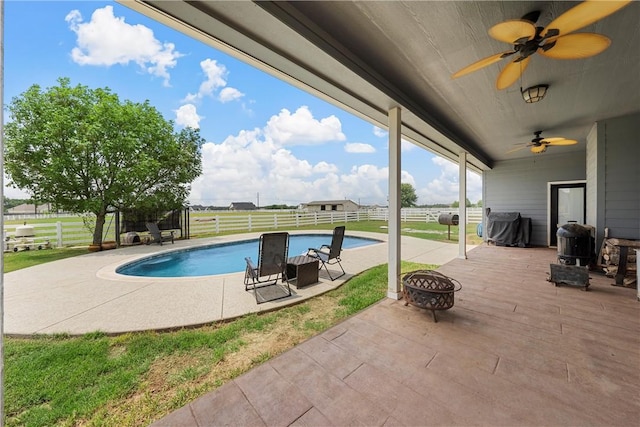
xmin=117 ymin=234 xmax=381 ymax=278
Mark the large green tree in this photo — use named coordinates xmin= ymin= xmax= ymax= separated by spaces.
xmin=400 ymin=183 xmax=418 ymax=208
xmin=4 ymin=78 xmax=203 ymax=245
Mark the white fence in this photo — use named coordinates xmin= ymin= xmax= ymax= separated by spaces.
xmin=3 ymin=208 xmax=483 ymax=249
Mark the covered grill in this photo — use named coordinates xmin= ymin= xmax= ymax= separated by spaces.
xmin=402 ymin=270 xmax=462 ymax=322
xmin=557 ymin=223 xmax=593 ymax=266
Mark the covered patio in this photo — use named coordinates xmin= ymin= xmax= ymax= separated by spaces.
xmin=154 ymin=245 xmax=639 ymax=426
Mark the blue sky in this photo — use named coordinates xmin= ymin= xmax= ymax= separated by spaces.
xmin=3 ymin=1 xmax=482 ymax=207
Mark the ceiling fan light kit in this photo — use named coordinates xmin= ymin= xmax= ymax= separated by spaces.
xmin=521 ymin=84 xmax=549 ymax=103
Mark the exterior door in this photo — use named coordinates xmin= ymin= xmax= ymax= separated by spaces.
xmin=550 ymin=182 xmax=586 ymax=246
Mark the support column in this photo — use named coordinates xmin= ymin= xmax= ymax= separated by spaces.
xmin=1 ymin=1 xmax=6 ymax=420
xmin=387 ymin=107 xmax=402 ymax=299
xmin=458 ymin=151 xmax=467 ymax=259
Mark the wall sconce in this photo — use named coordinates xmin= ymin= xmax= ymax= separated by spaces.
xmin=521 ymin=84 xmax=549 ymax=103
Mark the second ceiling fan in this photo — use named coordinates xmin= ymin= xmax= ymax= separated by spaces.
xmin=507 ymin=131 xmax=577 ymax=154
xmin=451 ymin=1 xmax=631 ymax=89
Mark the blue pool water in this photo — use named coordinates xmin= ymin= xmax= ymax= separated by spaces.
xmin=117 ymin=234 xmax=381 ymax=278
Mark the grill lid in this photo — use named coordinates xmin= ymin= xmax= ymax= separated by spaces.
xmin=557 ymin=223 xmax=591 ymax=238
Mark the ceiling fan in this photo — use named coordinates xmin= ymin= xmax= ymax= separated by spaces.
xmin=507 ymin=131 xmax=578 ymax=154
xmin=451 ymin=1 xmax=632 ymax=89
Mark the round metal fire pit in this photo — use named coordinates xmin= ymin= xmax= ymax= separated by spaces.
xmin=402 ymin=270 xmax=462 ymax=322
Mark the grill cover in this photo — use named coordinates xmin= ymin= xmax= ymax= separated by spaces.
xmin=486 ymin=212 xmax=520 ymax=245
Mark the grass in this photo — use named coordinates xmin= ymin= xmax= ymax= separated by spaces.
xmin=3 ymin=222 xmax=475 ymax=424
xmin=3 ymin=247 xmax=88 ymax=273
xmin=4 ymin=260 xmax=434 ymax=426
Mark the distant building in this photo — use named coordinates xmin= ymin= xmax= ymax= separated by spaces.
xmin=6 ymin=203 xmax=53 ymax=215
xmin=301 ymin=199 xmax=359 ymax=212
xmin=229 ymin=202 xmax=258 ymax=211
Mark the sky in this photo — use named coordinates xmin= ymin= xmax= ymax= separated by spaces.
xmin=3 ymin=1 xmax=482 ymax=207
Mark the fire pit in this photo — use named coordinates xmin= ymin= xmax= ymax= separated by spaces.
xmin=402 ymin=270 xmax=462 ymax=322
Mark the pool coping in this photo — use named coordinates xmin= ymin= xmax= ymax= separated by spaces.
xmin=3 ymin=230 xmax=462 ymax=336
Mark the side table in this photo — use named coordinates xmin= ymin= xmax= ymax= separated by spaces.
xmin=286 ymin=255 xmax=319 ymax=288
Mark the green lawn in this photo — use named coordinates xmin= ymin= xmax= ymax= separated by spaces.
xmin=3 ymin=248 xmax=88 ymax=273
xmin=3 ymin=221 xmax=478 ymax=425
xmin=4 ymin=261 xmax=433 ymax=426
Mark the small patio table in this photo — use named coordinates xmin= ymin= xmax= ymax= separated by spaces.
xmin=286 ymin=255 xmax=319 ymax=288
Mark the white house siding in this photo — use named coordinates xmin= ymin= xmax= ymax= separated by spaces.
xmin=484 ymin=152 xmax=586 ymax=247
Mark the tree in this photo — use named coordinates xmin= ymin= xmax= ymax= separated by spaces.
xmin=4 ymin=78 xmax=203 ymax=245
xmin=400 ymin=183 xmax=418 ymax=207
xmin=451 ymin=198 xmax=472 ymax=208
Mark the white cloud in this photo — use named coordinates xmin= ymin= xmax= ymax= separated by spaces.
xmin=373 ymin=126 xmax=387 ymax=138
xmin=182 ymin=59 xmax=229 ymax=102
xmin=401 ymin=139 xmax=416 ymax=152
xmin=313 ymin=162 xmax=339 ymax=174
xmin=219 ymin=87 xmax=244 ymax=103
xmin=345 ymin=142 xmax=376 ymax=153
xmin=3 ymin=182 xmax=31 ymax=200
xmin=264 ymin=106 xmax=346 ymax=146
xmin=188 ymin=110 xmax=391 ymax=206
xmin=416 ymin=157 xmax=482 ymax=205
xmin=198 ymin=59 xmax=227 ymax=97
xmin=66 ymin=6 xmax=182 ymax=87
xmin=175 ymin=104 xmax=202 ymax=129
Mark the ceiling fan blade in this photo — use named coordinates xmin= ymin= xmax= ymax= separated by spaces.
xmin=496 ymin=56 xmax=530 ymax=90
xmin=531 ymin=145 xmax=547 ymax=154
xmin=505 ymin=145 xmax=528 ymax=154
xmin=544 ymin=138 xmax=578 ymax=146
xmin=542 ymin=0 xmax=632 ymax=38
xmin=540 ymin=33 xmax=611 ymax=59
xmin=489 ymin=20 xmax=536 ymax=44
xmin=452 ymin=51 xmax=514 ymax=79
xmin=520 ymin=11 xmax=541 ymax=25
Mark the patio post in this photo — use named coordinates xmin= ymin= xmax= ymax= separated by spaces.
xmin=458 ymin=151 xmax=467 ymax=259
xmin=0 ymin=0 xmax=5 ymax=420
xmin=387 ymin=106 xmax=402 ymax=299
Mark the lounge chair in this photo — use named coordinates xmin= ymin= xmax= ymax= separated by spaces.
xmin=244 ymin=232 xmax=292 ymax=304
xmin=306 ymin=226 xmax=346 ymax=280
xmin=145 ymin=222 xmax=175 ymax=245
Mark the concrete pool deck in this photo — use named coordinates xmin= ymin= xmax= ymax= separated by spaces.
xmin=4 ymin=231 xmax=465 ymax=336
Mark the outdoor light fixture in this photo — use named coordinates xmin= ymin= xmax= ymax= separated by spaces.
xmin=521 ymin=84 xmax=549 ymax=103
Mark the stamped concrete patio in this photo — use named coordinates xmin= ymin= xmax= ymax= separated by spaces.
xmin=4 ymin=231 xmax=460 ymax=336
xmin=152 ymin=244 xmax=639 ymax=426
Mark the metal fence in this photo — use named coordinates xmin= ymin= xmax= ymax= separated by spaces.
xmin=3 ymin=208 xmax=483 ymax=249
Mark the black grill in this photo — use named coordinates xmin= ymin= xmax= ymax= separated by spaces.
xmin=557 ymin=223 xmax=593 ymax=266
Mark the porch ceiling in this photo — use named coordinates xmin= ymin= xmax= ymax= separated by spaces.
xmin=123 ymin=1 xmax=640 ymax=171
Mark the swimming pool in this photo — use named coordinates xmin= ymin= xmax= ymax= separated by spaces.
xmin=116 ymin=234 xmax=382 ymax=278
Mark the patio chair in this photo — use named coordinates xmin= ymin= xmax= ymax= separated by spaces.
xmin=244 ymin=232 xmax=292 ymax=304
xmin=145 ymin=222 xmax=175 ymax=245
xmin=307 ymin=226 xmax=346 ymax=281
